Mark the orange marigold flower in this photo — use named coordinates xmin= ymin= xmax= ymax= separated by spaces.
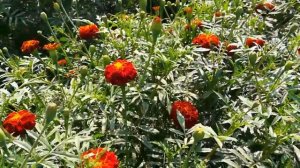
xmin=81 ymin=148 xmax=119 ymax=168
xmin=152 ymin=6 xmax=160 ymax=11
xmin=183 ymin=7 xmax=193 ymax=14
xmin=191 ymin=18 xmax=203 ymax=28
xmin=43 ymin=42 xmax=60 ymax=51
xmin=192 ymin=33 xmax=220 ymax=49
xmin=79 ymin=24 xmax=99 ymax=39
xmin=170 ymin=101 xmax=199 ymax=129
xmin=104 ymin=59 xmax=137 ymax=86
xmin=21 ymin=40 xmax=40 ymax=53
xmin=57 ymin=59 xmax=67 ymax=66
xmin=245 ymin=37 xmax=265 ymax=48
xmin=214 ymin=11 xmax=223 ymax=17
xmin=226 ymin=43 xmax=239 ymax=56
xmin=255 ymin=2 xmax=275 ymax=13
xmin=2 ymin=110 xmax=36 ymax=136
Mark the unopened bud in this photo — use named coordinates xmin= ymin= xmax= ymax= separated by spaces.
xmin=167 ymin=1 xmax=172 ymax=7
xmin=284 ymin=61 xmax=294 ymax=71
xmin=102 ymin=15 xmax=108 ymax=25
xmin=45 ymin=103 xmax=58 ymax=124
xmin=80 ymin=65 xmax=88 ymax=77
xmin=2 ymin=47 xmax=8 ymax=53
xmin=0 ymin=128 xmax=6 ymax=147
xmin=40 ymin=12 xmax=48 ymax=21
xmin=102 ymin=55 xmax=111 ymax=67
xmin=37 ymin=30 xmax=43 ymax=35
xmin=151 ymin=16 xmax=162 ymax=44
xmin=193 ymin=127 xmax=205 ymax=142
xmin=89 ymin=45 xmax=96 ymax=55
xmin=53 ymin=2 xmax=60 ymax=11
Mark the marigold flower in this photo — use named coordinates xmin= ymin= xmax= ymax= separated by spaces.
xmin=57 ymin=59 xmax=67 ymax=66
xmin=191 ymin=18 xmax=203 ymax=28
xmin=214 ymin=11 xmax=223 ymax=17
xmin=245 ymin=37 xmax=265 ymax=48
xmin=81 ymin=148 xmax=119 ymax=168
xmin=65 ymin=69 xmax=77 ymax=78
xmin=192 ymin=33 xmax=220 ymax=49
xmin=104 ymin=59 xmax=137 ymax=86
xmin=21 ymin=40 xmax=40 ymax=53
xmin=2 ymin=110 xmax=36 ymax=136
xmin=183 ymin=7 xmax=193 ymax=14
xmin=226 ymin=43 xmax=239 ymax=56
xmin=255 ymin=2 xmax=275 ymax=13
xmin=170 ymin=101 xmax=199 ymax=129
xmin=79 ymin=24 xmax=99 ymax=39
xmin=43 ymin=42 xmax=60 ymax=51
xmin=152 ymin=6 xmax=160 ymax=11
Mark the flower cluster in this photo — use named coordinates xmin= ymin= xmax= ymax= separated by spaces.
xmin=43 ymin=42 xmax=60 ymax=51
xmin=192 ymin=33 xmax=220 ymax=49
xmin=104 ymin=59 xmax=137 ymax=86
xmin=255 ymin=2 xmax=275 ymax=13
xmin=245 ymin=37 xmax=265 ymax=48
xmin=81 ymin=148 xmax=119 ymax=168
xmin=2 ymin=110 xmax=36 ymax=136
xmin=79 ymin=24 xmax=99 ymax=39
xmin=21 ymin=40 xmax=40 ymax=53
xmin=170 ymin=101 xmax=199 ymax=128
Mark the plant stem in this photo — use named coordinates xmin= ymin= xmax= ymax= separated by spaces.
xmin=121 ymin=86 xmax=129 ymax=165
xmin=182 ymin=142 xmax=196 ymax=168
xmin=20 ymin=124 xmax=48 ymax=168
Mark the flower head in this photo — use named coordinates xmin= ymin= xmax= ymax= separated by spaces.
xmin=21 ymin=40 xmax=40 ymax=53
xmin=2 ymin=110 xmax=36 ymax=136
xmin=43 ymin=42 xmax=60 ymax=51
xmin=183 ymin=7 xmax=193 ymax=14
xmin=81 ymin=148 xmax=119 ymax=168
xmin=226 ymin=43 xmax=239 ymax=56
xmin=255 ymin=2 xmax=275 ymax=13
xmin=191 ymin=18 xmax=203 ymax=28
xmin=170 ymin=101 xmax=199 ymax=129
xmin=214 ymin=11 xmax=224 ymax=17
xmin=192 ymin=33 xmax=220 ymax=49
xmin=245 ymin=37 xmax=265 ymax=48
xmin=104 ymin=59 xmax=137 ymax=86
xmin=57 ymin=59 xmax=67 ymax=66
xmin=79 ymin=24 xmax=99 ymax=39
xmin=152 ymin=6 xmax=160 ymax=11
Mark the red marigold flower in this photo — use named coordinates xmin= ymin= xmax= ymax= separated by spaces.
xmin=21 ymin=40 xmax=40 ymax=53
xmin=255 ymin=2 xmax=275 ymax=13
xmin=152 ymin=6 xmax=160 ymax=11
xmin=226 ymin=43 xmax=239 ymax=56
xmin=104 ymin=59 xmax=137 ymax=86
xmin=245 ymin=37 xmax=265 ymax=48
xmin=79 ymin=24 xmax=99 ymax=39
xmin=192 ymin=33 xmax=220 ymax=49
xmin=43 ymin=42 xmax=60 ymax=51
xmin=57 ymin=59 xmax=67 ymax=66
xmin=170 ymin=101 xmax=199 ymax=129
xmin=2 ymin=110 xmax=36 ymax=136
xmin=81 ymin=148 xmax=119 ymax=168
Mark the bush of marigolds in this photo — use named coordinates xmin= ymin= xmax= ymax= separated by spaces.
xmin=0 ymin=0 xmax=300 ymax=167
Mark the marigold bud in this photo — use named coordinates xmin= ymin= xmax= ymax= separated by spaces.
xmin=89 ymin=45 xmax=96 ymax=55
xmin=53 ymin=2 xmax=60 ymax=11
xmin=2 ymin=47 xmax=8 ymax=53
xmin=193 ymin=127 xmax=205 ymax=141
xmin=167 ymin=1 xmax=172 ymax=7
xmin=151 ymin=16 xmax=162 ymax=44
xmin=102 ymin=15 xmax=108 ymax=25
xmin=80 ymin=65 xmax=88 ymax=77
xmin=37 ymin=30 xmax=43 ymax=35
xmin=45 ymin=103 xmax=58 ymax=124
xmin=102 ymin=55 xmax=111 ymax=67
xmin=40 ymin=12 xmax=48 ymax=21
xmin=284 ymin=61 xmax=294 ymax=71
xmin=0 ymin=128 xmax=6 ymax=147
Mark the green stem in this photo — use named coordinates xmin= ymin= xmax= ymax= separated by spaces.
xmin=29 ymin=85 xmax=45 ymax=107
xmin=20 ymin=124 xmax=48 ymax=168
xmin=139 ymin=44 xmax=155 ymax=87
xmin=121 ymin=86 xmax=129 ymax=165
xmin=182 ymin=142 xmax=196 ymax=168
